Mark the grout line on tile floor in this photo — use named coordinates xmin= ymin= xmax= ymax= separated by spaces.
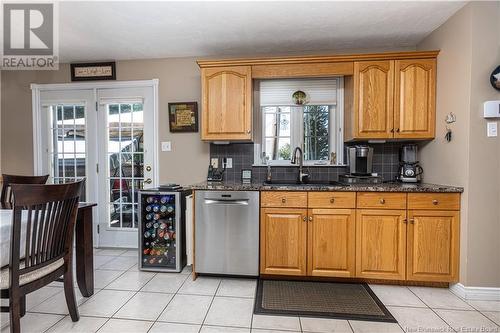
xmin=407 ymin=287 xmax=459 ymax=333
xmin=41 ymin=314 xmax=69 ymax=333
xmin=198 ymin=279 xmax=222 ymax=333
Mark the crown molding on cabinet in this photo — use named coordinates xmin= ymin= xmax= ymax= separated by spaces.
xmin=196 ymin=50 xmax=440 ymax=68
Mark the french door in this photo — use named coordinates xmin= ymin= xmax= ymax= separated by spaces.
xmin=35 ymin=81 xmax=158 ymax=248
xmin=97 ymin=87 xmax=155 ymax=247
xmin=38 ymin=89 xmax=98 ymax=231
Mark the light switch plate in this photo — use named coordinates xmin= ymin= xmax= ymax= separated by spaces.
xmin=225 ymin=158 xmax=233 ymax=168
xmin=161 ymin=141 xmax=172 ymax=151
xmin=210 ymin=158 xmax=219 ymax=168
xmin=487 ymin=122 xmax=498 ymax=137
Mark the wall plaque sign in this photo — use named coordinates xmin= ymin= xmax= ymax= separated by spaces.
xmin=71 ymin=62 xmax=116 ymax=81
xmin=168 ymin=102 xmax=198 ymax=133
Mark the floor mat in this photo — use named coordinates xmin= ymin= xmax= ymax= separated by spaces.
xmin=254 ymin=279 xmax=397 ymax=322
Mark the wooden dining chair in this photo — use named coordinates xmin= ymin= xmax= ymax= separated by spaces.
xmin=0 ymin=174 xmax=49 ymax=209
xmin=0 ymin=181 xmax=83 ymax=333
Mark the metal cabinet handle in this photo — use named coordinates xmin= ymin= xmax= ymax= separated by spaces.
xmin=432 ymin=199 xmax=439 ymax=205
xmin=145 ymin=166 xmax=152 ymax=172
xmin=409 ymin=218 xmax=415 ymax=224
xmin=396 ymin=128 xmax=400 ymax=133
xmin=330 ymin=198 xmax=335 ymax=203
xmin=145 ymin=178 xmax=152 ymax=184
xmin=281 ymin=198 xmax=286 ymax=203
xmin=308 ymin=216 xmax=313 ymax=222
xmin=390 ymin=128 xmax=394 ymax=133
xmin=403 ymin=218 xmax=408 ymax=224
xmin=247 ymin=130 xmax=251 ymax=134
xmin=380 ymin=198 xmax=386 ymax=204
xmin=303 ymin=216 xmax=307 ymax=222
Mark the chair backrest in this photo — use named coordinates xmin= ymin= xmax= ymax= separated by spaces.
xmin=1 ymin=174 xmax=49 ymax=208
xmin=9 ymin=181 xmax=83 ymax=279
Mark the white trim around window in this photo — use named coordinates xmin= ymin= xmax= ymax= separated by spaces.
xmin=254 ymin=77 xmax=345 ymax=166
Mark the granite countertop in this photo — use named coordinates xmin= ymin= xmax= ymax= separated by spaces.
xmin=188 ymin=181 xmax=464 ymax=193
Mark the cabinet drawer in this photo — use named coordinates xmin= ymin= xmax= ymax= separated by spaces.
xmin=357 ymin=192 xmax=407 ymax=209
xmin=308 ymin=192 xmax=356 ymax=209
xmin=408 ymin=193 xmax=460 ymax=210
xmin=261 ymin=191 xmax=308 ymax=208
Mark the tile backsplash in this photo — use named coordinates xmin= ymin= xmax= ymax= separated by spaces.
xmin=209 ymin=142 xmax=402 ymax=183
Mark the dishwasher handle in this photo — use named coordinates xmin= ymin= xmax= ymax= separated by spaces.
xmin=204 ymin=198 xmax=250 ymax=205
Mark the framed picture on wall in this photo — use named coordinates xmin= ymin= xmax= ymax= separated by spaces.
xmin=70 ymin=62 xmax=116 ymax=81
xmin=168 ymin=102 xmax=199 ymax=133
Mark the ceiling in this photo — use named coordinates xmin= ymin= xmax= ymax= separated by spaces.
xmin=58 ymin=1 xmax=465 ymax=62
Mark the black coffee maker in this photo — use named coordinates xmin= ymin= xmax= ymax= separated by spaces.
xmin=398 ymin=144 xmax=423 ymax=183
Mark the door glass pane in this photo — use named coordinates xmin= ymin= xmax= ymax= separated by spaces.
xmin=48 ymin=104 xmax=86 ymax=201
xmin=106 ymin=102 xmax=144 ymax=229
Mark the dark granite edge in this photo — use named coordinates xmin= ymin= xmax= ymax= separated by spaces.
xmin=187 ymin=182 xmax=464 ymax=193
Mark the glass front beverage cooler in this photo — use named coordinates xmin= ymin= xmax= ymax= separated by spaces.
xmin=138 ymin=190 xmax=187 ymax=272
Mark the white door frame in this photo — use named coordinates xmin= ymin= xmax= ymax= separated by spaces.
xmin=31 ymin=79 xmax=159 ymax=247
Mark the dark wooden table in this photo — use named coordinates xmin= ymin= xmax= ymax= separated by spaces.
xmin=75 ymin=202 xmax=97 ymax=297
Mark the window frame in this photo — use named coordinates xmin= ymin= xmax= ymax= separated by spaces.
xmin=254 ymin=77 xmax=344 ymax=166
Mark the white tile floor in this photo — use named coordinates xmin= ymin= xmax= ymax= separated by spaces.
xmin=1 ymin=249 xmax=499 ymax=333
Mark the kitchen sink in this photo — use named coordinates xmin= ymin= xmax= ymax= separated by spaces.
xmin=263 ymin=180 xmax=348 ymax=187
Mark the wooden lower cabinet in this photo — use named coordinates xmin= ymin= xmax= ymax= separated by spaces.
xmin=356 ymin=209 xmax=407 ymax=280
xmin=258 ymin=191 xmax=460 ymax=283
xmin=308 ymin=209 xmax=356 ymax=277
xmin=260 ymin=208 xmax=307 ymax=276
xmin=407 ymin=210 xmax=459 ymax=282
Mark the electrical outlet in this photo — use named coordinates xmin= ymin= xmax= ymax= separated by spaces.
xmin=226 ymin=158 xmax=233 ymax=168
xmin=161 ymin=141 xmax=172 ymax=151
xmin=210 ymin=158 xmax=219 ymax=168
xmin=487 ymin=122 xmax=498 ymax=137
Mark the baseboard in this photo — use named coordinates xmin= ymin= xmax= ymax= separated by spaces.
xmin=450 ymin=283 xmax=500 ymax=301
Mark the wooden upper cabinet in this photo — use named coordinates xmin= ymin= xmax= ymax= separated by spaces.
xmin=345 ymin=57 xmax=437 ymax=140
xmin=356 ymin=209 xmax=407 ymax=280
xmin=260 ymin=208 xmax=307 ymax=276
xmin=353 ymin=61 xmax=394 ymax=139
xmin=308 ymin=208 xmax=356 ymax=277
xmin=201 ymin=66 xmax=252 ymax=141
xmin=394 ymin=59 xmax=436 ymax=139
xmin=407 ymin=210 xmax=459 ymax=282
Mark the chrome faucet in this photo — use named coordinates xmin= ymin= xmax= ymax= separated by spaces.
xmin=291 ymin=147 xmax=309 ymax=183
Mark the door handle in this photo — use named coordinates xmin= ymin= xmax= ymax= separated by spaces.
xmin=145 ymin=178 xmax=152 ymax=184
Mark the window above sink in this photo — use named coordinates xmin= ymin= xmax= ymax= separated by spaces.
xmin=254 ymin=78 xmax=345 ymax=166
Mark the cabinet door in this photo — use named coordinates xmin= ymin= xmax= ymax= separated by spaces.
xmin=407 ymin=210 xmax=459 ymax=282
xmin=260 ymin=208 xmax=307 ymax=276
xmin=356 ymin=209 xmax=407 ymax=280
xmin=353 ymin=61 xmax=394 ymax=139
xmin=394 ymin=59 xmax=436 ymax=139
xmin=308 ymin=209 xmax=355 ymax=277
xmin=201 ymin=66 xmax=252 ymax=141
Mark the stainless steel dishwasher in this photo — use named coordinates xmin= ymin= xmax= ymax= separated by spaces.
xmin=195 ymin=191 xmax=259 ymax=276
